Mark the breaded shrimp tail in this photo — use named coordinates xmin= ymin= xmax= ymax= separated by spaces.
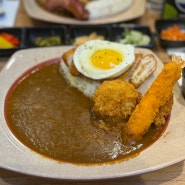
xmin=121 ymin=55 xmax=185 ymax=144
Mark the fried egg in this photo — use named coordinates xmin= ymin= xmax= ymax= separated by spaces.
xmin=73 ymin=40 xmax=135 ymax=80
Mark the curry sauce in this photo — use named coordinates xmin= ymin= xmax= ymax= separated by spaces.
xmin=4 ymin=61 xmax=168 ymax=165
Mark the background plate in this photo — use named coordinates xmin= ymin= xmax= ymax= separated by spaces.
xmin=0 ymin=46 xmax=185 ymax=180
xmin=24 ymin=0 xmax=146 ymax=25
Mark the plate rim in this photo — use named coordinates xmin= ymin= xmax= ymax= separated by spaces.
xmin=23 ymin=0 xmax=146 ymax=25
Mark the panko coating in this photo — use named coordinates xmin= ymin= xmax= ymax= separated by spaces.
xmin=122 ymin=55 xmax=185 ymax=144
xmin=92 ymin=79 xmax=141 ymax=123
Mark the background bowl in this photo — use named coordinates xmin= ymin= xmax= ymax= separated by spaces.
xmin=155 ymin=19 xmax=185 ymax=48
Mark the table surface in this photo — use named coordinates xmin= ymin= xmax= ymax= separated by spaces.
xmin=0 ymin=1 xmax=185 ymax=185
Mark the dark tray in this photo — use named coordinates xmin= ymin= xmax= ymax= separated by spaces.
xmin=0 ymin=26 xmax=67 ymax=57
xmin=0 ymin=24 xmax=154 ymax=57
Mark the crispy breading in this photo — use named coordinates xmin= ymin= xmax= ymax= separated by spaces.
xmin=61 ymin=47 xmax=76 ymax=67
xmin=117 ymin=53 xmax=157 ymax=88
xmin=92 ymin=79 xmax=141 ymax=123
xmin=73 ymin=32 xmax=105 ymax=46
xmin=154 ymin=95 xmax=173 ymax=127
xmin=117 ymin=53 xmax=143 ymax=81
xmin=69 ymin=61 xmax=82 ymax=76
xmin=61 ymin=47 xmax=82 ymax=76
xmin=121 ymin=56 xmax=185 ymax=144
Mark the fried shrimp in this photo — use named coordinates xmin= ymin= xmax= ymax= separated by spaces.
xmin=92 ymin=79 xmax=141 ymax=123
xmin=121 ymin=55 xmax=185 ymax=144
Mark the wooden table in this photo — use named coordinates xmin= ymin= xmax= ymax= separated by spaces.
xmin=0 ymin=1 xmax=184 ymax=184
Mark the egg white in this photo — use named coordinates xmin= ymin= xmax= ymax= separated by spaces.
xmin=73 ymin=40 xmax=135 ymax=80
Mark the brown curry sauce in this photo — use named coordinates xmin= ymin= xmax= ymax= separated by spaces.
xmin=4 ymin=59 xmax=169 ymax=165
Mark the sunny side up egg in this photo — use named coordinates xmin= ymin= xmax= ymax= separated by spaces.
xmin=73 ymin=40 xmax=135 ymax=80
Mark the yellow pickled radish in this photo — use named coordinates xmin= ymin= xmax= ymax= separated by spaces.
xmin=0 ymin=36 xmax=15 ymax=48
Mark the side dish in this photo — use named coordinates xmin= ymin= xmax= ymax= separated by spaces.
xmin=117 ymin=29 xmax=151 ymax=46
xmin=161 ymin=24 xmax=185 ymax=41
xmin=0 ymin=32 xmax=20 ymax=48
xmin=34 ymin=36 xmax=62 ymax=47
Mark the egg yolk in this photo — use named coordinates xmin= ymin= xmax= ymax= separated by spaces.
xmin=91 ymin=49 xmax=123 ymax=70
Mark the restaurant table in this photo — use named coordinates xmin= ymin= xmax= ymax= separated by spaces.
xmin=0 ymin=1 xmax=185 ymax=185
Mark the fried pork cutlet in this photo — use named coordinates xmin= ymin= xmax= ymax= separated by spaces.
xmin=121 ymin=55 xmax=185 ymax=144
xmin=92 ymin=79 xmax=141 ymax=123
xmin=117 ymin=54 xmax=157 ymax=88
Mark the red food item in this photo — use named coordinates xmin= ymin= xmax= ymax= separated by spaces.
xmin=44 ymin=0 xmax=89 ymax=20
xmin=0 ymin=32 xmax=20 ymax=46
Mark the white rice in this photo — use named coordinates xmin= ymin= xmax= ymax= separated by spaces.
xmin=59 ymin=61 xmax=101 ymax=98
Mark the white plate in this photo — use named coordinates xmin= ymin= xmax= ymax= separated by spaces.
xmin=0 ymin=46 xmax=185 ymax=180
xmin=24 ymin=0 xmax=146 ymax=25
